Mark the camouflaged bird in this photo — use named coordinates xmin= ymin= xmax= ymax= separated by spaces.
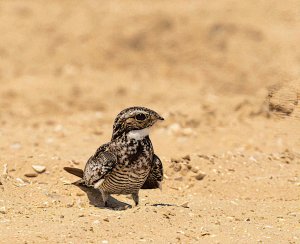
xmin=64 ymin=106 xmax=164 ymax=207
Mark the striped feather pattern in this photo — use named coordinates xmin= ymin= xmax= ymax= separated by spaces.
xmin=101 ymin=165 xmax=151 ymax=194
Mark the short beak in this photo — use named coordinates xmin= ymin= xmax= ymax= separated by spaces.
xmin=157 ymin=115 xmax=164 ymax=121
xmin=151 ymin=113 xmax=164 ymax=121
xmin=155 ymin=112 xmax=164 ymax=121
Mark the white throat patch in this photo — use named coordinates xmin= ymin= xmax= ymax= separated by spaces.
xmin=127 ymin=127 xmax=150 ymax=140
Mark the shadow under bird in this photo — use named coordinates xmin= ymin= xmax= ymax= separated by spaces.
xmin=64 ymin=106 xmax=164 ymax=207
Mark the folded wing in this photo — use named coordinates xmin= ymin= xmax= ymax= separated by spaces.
xmin=83 ymin=150 xmax=117 ymax=187
xmin=141 ymin=154 xmax=163 ymax=189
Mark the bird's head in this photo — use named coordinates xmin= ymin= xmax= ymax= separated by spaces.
xmin=112 ymin=106 xmax=164 ymax=140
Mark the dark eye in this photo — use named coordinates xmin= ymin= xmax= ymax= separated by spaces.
xmin=135 ymin=113 xmax=146 ymax=121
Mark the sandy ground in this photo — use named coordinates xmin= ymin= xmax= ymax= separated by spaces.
xmin=0 ymin=1 xmax=300 ymax=243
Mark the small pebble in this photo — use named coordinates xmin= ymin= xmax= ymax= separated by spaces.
xmin=171 ymin=158 xmax=180 ymax=163
xmin=32 ymin=165 xmax=46 ymax=173
xmin=173 ymin=164 xmax=182 ymax=172
xmin=0 ymin=206 xmax=6 ymax=214
xmin=103 ymin=217 xmax=109 ymax=222
xmin=66 ymin=201 xmax=74 ymax=208
xmin=24 ymin=173 xmax=38 ymax=178
xmin=182 ymin=155 xmax=191 ymax=161
xmin=195 ymin=173 xmax=206 ymax=180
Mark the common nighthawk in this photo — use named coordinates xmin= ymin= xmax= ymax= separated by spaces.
xmin=64 ymin=106 xmax=164 ymax=207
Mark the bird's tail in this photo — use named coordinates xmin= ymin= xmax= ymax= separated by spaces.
xmin=63 ymin=167 xmax=84 ymax=178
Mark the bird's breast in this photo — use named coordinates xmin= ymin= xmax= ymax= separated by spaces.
xmin=100 ymin=137 xmax=154 ymax=194
xmin=100 ymin=163 xmax=151 ymax=194
xmin=114 ymin=137 xmax=153 ymax=167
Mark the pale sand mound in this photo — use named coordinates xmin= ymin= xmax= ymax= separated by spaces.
xmin=268 ymin=79 xmax=300 ymax=118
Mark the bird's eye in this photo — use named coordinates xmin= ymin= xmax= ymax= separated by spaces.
xmin=135 ymin=113 xmax=146 ymax=121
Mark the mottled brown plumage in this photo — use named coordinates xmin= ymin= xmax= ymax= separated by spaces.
xmin=64 ymin=106 xmax=164 ymax=207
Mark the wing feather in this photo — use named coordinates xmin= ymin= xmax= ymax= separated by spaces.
xmin=141 ymin=154 xmax=163 ymax=189
xmin=64 ymin=167 xmax=84 ymax=178
xmin=83 ymin=149 xmax=117 ymax=187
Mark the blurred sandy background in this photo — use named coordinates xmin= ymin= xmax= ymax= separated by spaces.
xmin=0 ymin=1 xmax=299 ymax=243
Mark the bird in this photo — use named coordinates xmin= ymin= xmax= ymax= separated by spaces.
xmin=64 ymin=106 xmax=164 ymax=207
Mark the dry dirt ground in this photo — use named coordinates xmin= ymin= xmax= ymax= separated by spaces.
xmin=0 ymin=1 xmax=300 ymax=243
